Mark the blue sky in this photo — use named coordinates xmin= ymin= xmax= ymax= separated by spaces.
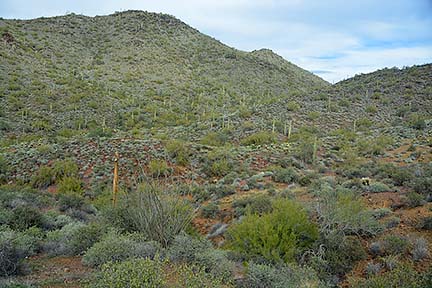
xmin=1 ymin=0 xmax=431 ymax=83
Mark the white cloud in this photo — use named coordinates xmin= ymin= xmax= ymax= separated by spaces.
xmin=295 ymin=46 xmax=432 ymax=83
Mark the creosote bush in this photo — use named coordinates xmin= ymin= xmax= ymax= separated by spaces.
xmin=165 ymin=139 xmax=190 ymax=166
xmin=272 ymin=167 xmax=298 ymax=183
xmin=240 ymin=131 xmax=276 ymax=146
xmin=226 ymin=199 xmax=318 ymax=263
xmin=90 ymin=258 xmax=165 ymax=288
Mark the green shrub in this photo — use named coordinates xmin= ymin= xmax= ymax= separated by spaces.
xmin=201 ymin=202 xmax=219 ymax=218
xmin=0 ymin=226 xmax=42 ymax=276
xmin=390 ymin=167 xmax=413 ymax=186
xmin=41 ymin=211 xmax=74 ymax=230
xmin=287 ymin=100 xmax=301 ymax=111
xmin=0 ymin=155 xmax=9 ymax=183
xmin=365 ymin=105 xmax=377 ymax=114
xmin=90 ymin=258 xmax=165 ymax=288
xmin=83 ymin=233 xmax=140 ymax=267
xmin=240 ymin=131 xmax=276 ymax=146
xmin=168 ymin=235 xmax=233 ymax=282
xmin=243 ymin=262 xmax=322 ymax=288
xmin=31 ymin=159 xmax=79 ymax=188
xmin=52 ymin=159 xmax=79 ymax=179
xmin=58 ymin=192 xmax=85 ymax=211
xmin=405 ymin=192 xmax=426 ymax=208
xmin=194 ymin=249 xmax=234 ymax=282
xmin=317 ymin=188 xmax=383 ymax=236
xmin=57 ymin=176 xmax=84 ymax=195
xmin=272 ymin=167 xmax=298 ymax=183
xmin=9 ymin=205 xmax=43 ymax=231
xmin=202 ymin=149 xmax=235 ymax=177
xmin=382 ymin=235 xmax=409 ymax=255
xmin=200 ymin=131 xmax=229 ymax=147
xmin=349 ymin=264 xmax=430 ymax=288
xmin=69 ymin=222 xmax=109 ymax=255
xmin=165 ymin=139 xmax=190 ymax=166
xmin=123 ymin=184 xmax=194 ymax=247
xmin=309 ymin=232 xmax=366 ymax=280
xmin=31 ymin=165 xmax=54 ymax=188
xmin=407 ymin=113 xmax=427 ymax=130
xmin=232 ymin=194 xmax=272 ymax=217
xmin=226 ymin=199 xmax=318 ymax=263
xmin=206 ymin=184 xmax=235 ymax=199
xmin=168 ymin=234 xmax=212 ymax=263
xmin=419 ymin=216 xmax=432 ymax=230
xmin=173 ymin=263 xmax=229 ymax=288
xmin=411 ymin=177 xmax=432 ymax=196
xmin=368 ymin=182 xmax=391 ymax=193
xmin=148 ymin=159 xmax=172 ymax=178
xmin=44 ymin=222 xmax=85 ymax=256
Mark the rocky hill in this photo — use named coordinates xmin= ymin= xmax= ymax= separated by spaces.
xmin=0 ymin=10 xmax=329 ymax=140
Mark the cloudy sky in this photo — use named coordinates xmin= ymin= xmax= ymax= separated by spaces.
xmin=1 ymin=0 xmax=431 ymax=83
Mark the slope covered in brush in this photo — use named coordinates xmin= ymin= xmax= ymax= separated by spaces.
xmin=0 ymin=10 xmax=328 ymax=138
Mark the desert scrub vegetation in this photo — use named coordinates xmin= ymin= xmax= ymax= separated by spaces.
xmin=31 ymin=159 xmax=79 ymax=188
xmin=348 ymin=264 xmax=432 ymax=288
xmin=90 ymin=258 xmax=166 ymax=288
xmin=202 ymin=148 xmax=236 ymax=177
xmin=241 ymin=262 xmax=324 ymax=288
xmin=240 ymin=131 xmax=276 ymax=146
xmin=148 ymin=159 xmax=172 ymax=178
xmin=165 ymin=139 xmax=190 ymax=166
xmin=315 ymin=184 xmax=383 ymax=236
xmin=226 ymin=198 xmax=318 ymax=263
xmin=119 ymin=184 xmax=194 ymax=247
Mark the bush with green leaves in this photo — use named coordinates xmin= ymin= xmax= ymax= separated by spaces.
xmin=226 ymin=199 xmax=318 ymax=263
xmin=316 ymin=187 xmax=383 ymax=236
xmin=31 ymin=159 xmax=79 ymax=188
xmin=349 ymin=264 xmax=431 ymax=288
xmin=58 ymin=192 xmax=85 ymax=211
xmin=412 ymin=237 xmax=429 ymax=261
xmin=0 ymin=226 xmax=43 ymax=276
xmin=90 ymin=258 xmax=165 ymax=288
xmin=40 ymin=210 xmax=74 ymax=230
xmin=202 ymin=149 xmax=235 ymax=177
xmin=200 ymin=131 xmax=229 ymax=147
xmin=272 ymin=167 xmax=298 ymax=183
xmin=57 ymin=176 xmax=84 ymax=195
xmin=382 ymin=235 xmax=409 ymax=256
xmin=411 ymin=176 xmax=432 ymax=196
xmin=308 ymin=232 xmax=366 ymax=282
xmin=201 ymin=202 xmax=219 ymax=218
xmin=122 ymin=184 xmax=194 ymax=247
xmin=148 ymin=159 xmax=172 ymax=178
xmin=9 ymin=205 xmax=43 ymax=231
xmin=168 ymin=234 xmax=213 ymax=263
xmin=240 ymin=131 xmax=276 ymax=146
xmin=173 ymin=263 xmax=229 ymax=288
xmin=405 ymin=192 xmax=426 ymax=208
xmin=368 ymin=182 xmax=391 ymax=193
xmin=168 ymin=235 xmax=233 ymax=282
xmin=419 ymin=216 xmax=432 ymax=230
xmin=82 ymin=232 xmax=161 ymax=267
xmin=165 ymin=139 xmax=190 ymax=165
xmin=0 ymin=155 xmax=9 ymax=184
xmin=44 ymin=222 xmax=85 ymax=256
xmin=287 ymin=100 xmax=301 ymax=111
xmin=232 ymin=194 xmax=272 ymax=217
xmin=206 ymin=184 xmax=235 ymax=199
xmin=241 ymin=262 xmax=323 ymax=288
